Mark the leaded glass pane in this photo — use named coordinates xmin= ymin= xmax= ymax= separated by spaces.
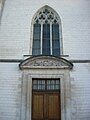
xmin=52 ymin=24 xmax=60 ymax=56
xmin=53 ymin=49 xmax=60 ymax=55
xmin=33 ymin=85 xmax=37 ymax=89
xmin=47 ymin=79 xmax=60 ymax=90
xmin=42 ymin=24 xmax=50 ymax=55
xmin=33 ymin=80 xmax=38 ymax=84
xmin=55 ymin=85 xmax=60 ymax=89
xmin=32 ymin=79 xmax=60 ymax=90
xmin=32 ymin=80 xmax=45 ymax=90
xmin=56 ymin=80 xmax=59 ymax=84
xmin=32 ymin=24 xmax=41 ymax=55
xmin=33 ymin=40 xmax=40 ymax=48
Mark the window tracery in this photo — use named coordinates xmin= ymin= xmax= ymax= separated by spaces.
xmin=31 ymin=6 xmax=62 ymax=56
xmin=33 ymin=8 xmax=59 ymax=24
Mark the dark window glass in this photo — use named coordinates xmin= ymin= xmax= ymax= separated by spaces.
xmin=47 ymin=79 xmax=60 ymax=90
xmin=32 ymin=24 xmax=41 ymax=55
xmin=32 ymin=79 xmax=60 ymax=91
xmin=42 ymin=24 xmax=50 ymax=55
xmin=52 ymin=24 xmax=60 ymax=56
xmin=32 ymin=80 xmax=45 ymax=90
xmin=32 ymin=23 xmax=60 ymax=56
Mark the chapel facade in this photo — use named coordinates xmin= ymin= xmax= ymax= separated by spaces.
xmin=0 ymin=0 xmax=90 ymax=120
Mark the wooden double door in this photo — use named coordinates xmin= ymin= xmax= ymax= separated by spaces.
xmin=32 ymin=79 xmax=61 ymax=120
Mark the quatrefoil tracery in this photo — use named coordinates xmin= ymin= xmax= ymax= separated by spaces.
xmin=33 ymin=8 xmax=59 ymax=24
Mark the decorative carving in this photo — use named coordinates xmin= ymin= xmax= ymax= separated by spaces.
xmin=19 ymin=56 xmax=73 ymax=69
xmin=27 ymin=59 xmax=64 ymax=66
xmin=33 ymin=6 xmax=59 ymax=24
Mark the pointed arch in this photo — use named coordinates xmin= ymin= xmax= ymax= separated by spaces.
xmin=30 ymin=5 xmax=63 ymax=56
xmin=31 ymin=5 xmax=61 ymax=24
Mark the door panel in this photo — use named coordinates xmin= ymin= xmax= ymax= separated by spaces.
xmin=48 ymin=93 xmax=60 ymax=120
xmin=32 ymin=92 xmax=60 ymax=120
xmin=32 ymin=93 xmax=44 ymax=120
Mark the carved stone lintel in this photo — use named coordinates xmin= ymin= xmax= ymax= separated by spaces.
xmin=28 ymin=60 xmax=64 ymax=66
xmin=19 ymin=56 xmax=73 ymax=69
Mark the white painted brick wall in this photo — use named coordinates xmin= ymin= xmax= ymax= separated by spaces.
xmin=0 ymin=63 xmax=21 ymax=120
xmin=70 ymin=63 xmax=90 ymax=120
xmin=0 ymin=0 xmax=90 ymax=59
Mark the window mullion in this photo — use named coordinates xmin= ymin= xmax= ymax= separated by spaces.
xmin=31 ymin=24 xmax=34 ymax=55
xmin=50 ymin=23 xmax=52 ymax=55
xmin=41 ymin=23 xmax=43 ymax=54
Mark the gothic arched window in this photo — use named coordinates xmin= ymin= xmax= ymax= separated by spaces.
xmin=31 ymin=5 xmax=62 ymax=56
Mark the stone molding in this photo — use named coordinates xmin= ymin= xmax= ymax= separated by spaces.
xmin=19 ymin=55 xmax=73 ymax=69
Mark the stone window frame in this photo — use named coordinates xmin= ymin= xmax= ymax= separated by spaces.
xmin=30 ymin=5 xmax=63 ymax=56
